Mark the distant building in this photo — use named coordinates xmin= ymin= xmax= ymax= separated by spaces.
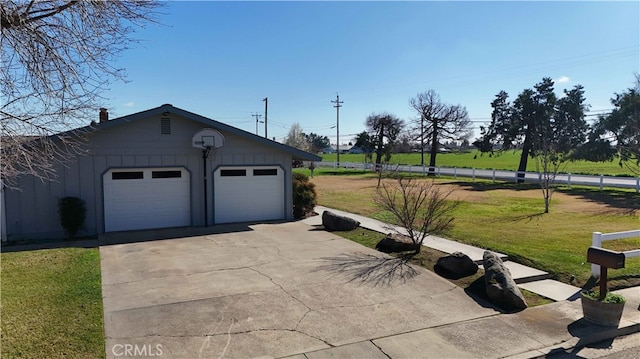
xmin=321 ymin=145 xmax=353 ymax=154
xmin=333 ymin=144 xmax=352 ymax=153
xmin=319 ymin=146 xmax=335 ymax=154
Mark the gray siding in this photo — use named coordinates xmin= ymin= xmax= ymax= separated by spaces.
xmin=5 ymin=112 xmax=294 ymax=240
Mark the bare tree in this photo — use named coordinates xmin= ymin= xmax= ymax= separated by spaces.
xmin=374 ymin=177 xmax=459 ymax=255
xmin=284 ymin=122 xmax=309 ymax=151
xmin=534 ymin=139 xmax=567 ymax=214
xmin=409 ymin=90 xmax=471 ymax=176
xmin=1 ymin=1 xmax=160 ymax=187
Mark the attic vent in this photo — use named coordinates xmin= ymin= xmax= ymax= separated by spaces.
xmin=160 ymin=117 xmax=171 ymax=134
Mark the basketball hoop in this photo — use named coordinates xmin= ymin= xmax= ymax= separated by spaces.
xmin=192 ymin=129 xmax=224 ymax=150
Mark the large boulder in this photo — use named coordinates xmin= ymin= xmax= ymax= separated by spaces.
xmin=436 ymin=252 xmax=478 ymax=277
xmin=322 ymin=211 xmax=360 ymax=231
xmin=376 ymin=233 xmax=419 ymax=253
xmin=483 ymin=251 xmax=527 ymax=311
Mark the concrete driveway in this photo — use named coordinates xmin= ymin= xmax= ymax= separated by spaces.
xmin=100 ymin=221 xmax=499 ymax=358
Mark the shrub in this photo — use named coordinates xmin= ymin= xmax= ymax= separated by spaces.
xmin=293 ymin=172 xmax=317 ymax=219
xmin=374 ymin=177 xmax=459 ymax=255
xmin=293 ymin=172 xmax=309 ymax=183
xmin=581 ymin=290 xmax=626 ymax=304
xmin=58 ymin=196 xmax=87 ymax=240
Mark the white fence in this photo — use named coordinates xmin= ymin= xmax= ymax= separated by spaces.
xmin=316 ymin=162 xmax=640 ymax=192
xmin=591 ymin=230 xmax=640 ymax=277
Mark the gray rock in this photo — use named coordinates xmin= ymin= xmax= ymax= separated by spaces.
xmin=322 ymin=211 xmax=360 ymax=231
xmin=483 ymin=251 xmax=527 ymax=311
xmin=376 ymin=233 xmax=419 ymax=253
xmin=436 ymin=252 xmax=478 ymax=277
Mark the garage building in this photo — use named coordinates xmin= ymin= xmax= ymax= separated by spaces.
xmin=3 ymin=104 xmax=320 ymax=240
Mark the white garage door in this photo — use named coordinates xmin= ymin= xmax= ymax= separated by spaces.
xmin=214 ymin=166 xmax=285 ymax=224
xmin=103 ymin=168 xmax=190 ymax=232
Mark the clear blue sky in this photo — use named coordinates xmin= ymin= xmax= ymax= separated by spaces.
xmin=106 ymin=1 xmax=639 ymax=144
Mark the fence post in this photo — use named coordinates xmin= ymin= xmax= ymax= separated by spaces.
xmin=515 ymin=171 xmax=519 ymax=184
xmin=492 ymin=169 xmax=496 ymax=183
xmin=437 ymin=166 xmax=441 ymax=177
xmin=568 ymin=173 xmax=571 ymax=188
xmin=454 ymin=167 xmax=457 ymax=179
xmin=472 ymin=168 xmax=476 ymax=181
xmin=599 ymin=175 xmax=604 ymax=190
xmin=591 ymin=232 xmax=603 ymax=277
xmin=636 ymin=177 xmax=639 ymax=193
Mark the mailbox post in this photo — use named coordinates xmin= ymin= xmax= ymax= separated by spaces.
xmin=586 ymin=247 xmax=625 ymax=300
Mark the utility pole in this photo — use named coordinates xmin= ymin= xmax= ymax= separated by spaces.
xmin=262 ymin=97 xmax=268 ymax=139
xmin=252 ymin=113 xmax=262 ymax=135
xmin=421 ymin=115 xmax=424 ymax=166
xmin=331 ymin=93 xmax=343 ymax=166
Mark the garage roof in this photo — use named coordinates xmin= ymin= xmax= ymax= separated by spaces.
xmin=86 ymin=104 xmax=322 ymax=161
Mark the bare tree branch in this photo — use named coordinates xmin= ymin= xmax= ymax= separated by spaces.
xmin=1 ymin=0 xmax=161 ymax=187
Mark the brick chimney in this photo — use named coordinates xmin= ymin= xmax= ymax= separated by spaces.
xmin=99 ymin=108 xmax=109 ymax=123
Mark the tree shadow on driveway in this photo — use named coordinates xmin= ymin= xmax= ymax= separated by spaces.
xmin=315 ymin=252 xmax=418 ymax=287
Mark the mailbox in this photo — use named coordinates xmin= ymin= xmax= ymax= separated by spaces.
xmin=587 ymin=247 xmax=625 ymax=269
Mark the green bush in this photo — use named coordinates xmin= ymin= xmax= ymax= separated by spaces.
xmin=581 ymin=290 xmax=626 ymax=304
xmin=58 ymin=196 xmax=86 ymax=240
xmin=293 ymin=172 xmax=317 ymax=219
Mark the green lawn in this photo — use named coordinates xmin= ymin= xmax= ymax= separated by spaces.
xmin=1 ymin=248 xmax=105 ymax=359
xmin=443 ymin=185 xmax=640 ymax=288
xmin=308 ymin=171 xmax=640 ymax=289
xmin=320 ymin=151 xmax=639 ymax=177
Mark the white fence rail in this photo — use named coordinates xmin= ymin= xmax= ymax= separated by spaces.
xmin=316 ymin=162 xmax=640 ymax=192
xmin=591 ymin=230 xmax=640 ymax=277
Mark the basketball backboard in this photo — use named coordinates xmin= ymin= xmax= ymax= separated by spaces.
xmin=192 ymin=129 xmax=224 ymax=149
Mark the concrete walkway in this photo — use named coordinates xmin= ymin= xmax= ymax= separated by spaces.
xmin=307 ymin=206 xmax=584 ymax=302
